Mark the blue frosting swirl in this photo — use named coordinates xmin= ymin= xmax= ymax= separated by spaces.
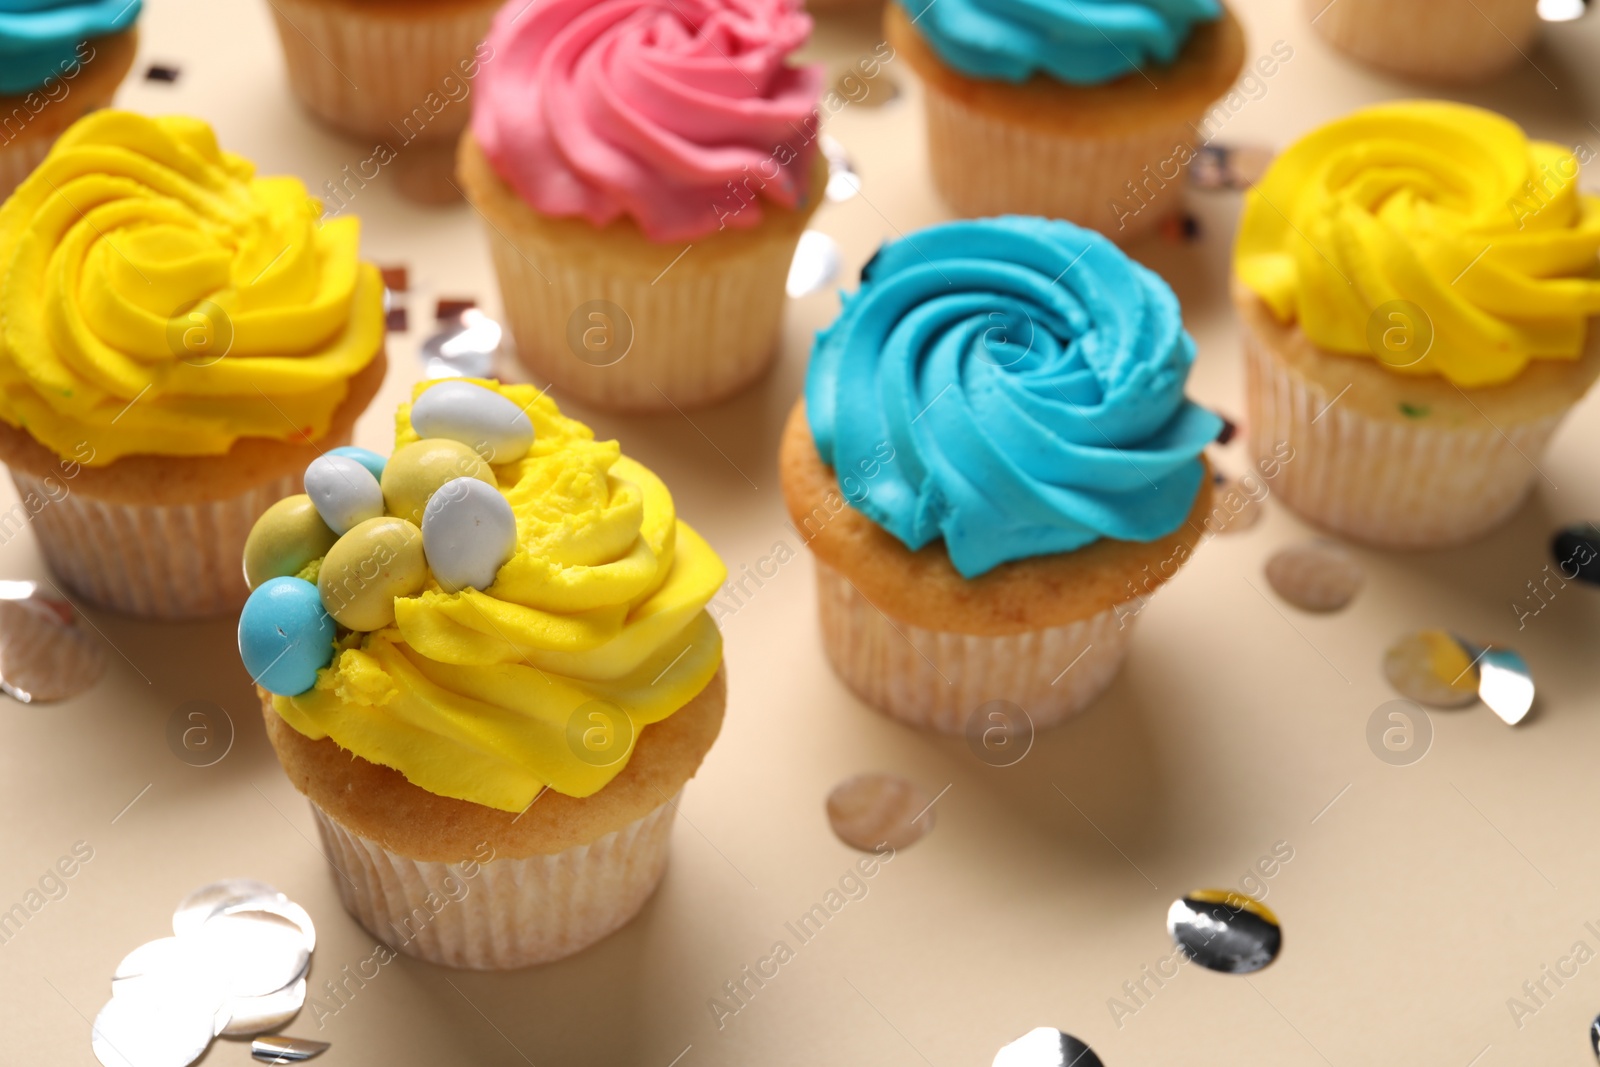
xmin=805 ymin=217 xmax=1220 ymax=579
xmin=896 ymin=0 xmax=1220 ymax=85
xmin=0 ymin=0 xmax=139 ymax=96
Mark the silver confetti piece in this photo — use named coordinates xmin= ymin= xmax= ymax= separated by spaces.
xmin=1538 ymin=0 xmax=1587 ymax=21
xmin=421 ymin=308 xmax=502 ymax=380
xmin=192 ymin=910 xmax=311 ymax=999
xmin=1167 ymin=892 xmax=1282 ymax=974
xmin=93 ymin=982 xmax=217 ymax=1067
xmin=1188 ymin=143 xmax=1275 ymax=191
xmin=0 ymin=596 xmax=105 ymax=702
xmin=171 ymin=879 xmax=286 ymax=938
xmin=251 ymin=1035 xmax=331 ymax=1063
xmin=1459 ymin=640 xmax=1535 ymax=726
xmin=786 ymin=230 xmax=841 ymax=298
xmin=826 ymin=773 xmax=936 ymax=853
xmin=1590 ymin=1013 xmax=1599 ymax=1060
xmin=820 ymin=135 xmax=861 ymax=203
xmin=1264 ymin=540 xmax=1362 ymax=612
xmin=222 ymin=977 xmax=308 ymax=1039
xmin=992 ymin=1028 xmax=1105 ymax=1067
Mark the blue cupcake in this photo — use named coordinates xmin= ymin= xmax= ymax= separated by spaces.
xmin=780 ymin=216 xmax=1220 ymax=732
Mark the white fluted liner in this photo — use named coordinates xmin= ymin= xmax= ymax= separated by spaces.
xmin=310 ymin=795 xmax=679 ymax=970
xmin=8 ymin=469 xmax=304 ymax=618
xmin=1306 ymin=0 xmax=1538 ymax=84
xmin=267 ymin=0 xmax=497 ymax=142
xmin=1243 ymin=328 xmax=1562 ymax=548
xmin=485 ymin=225 xmax=800 ymax=412
xmin=814 ymin=560 xmax=1135 ymax=734
xmin=921 ymin=86 xmax=1195 ymax=242
xmin=0 ymin=134 xmax=52 ymax=201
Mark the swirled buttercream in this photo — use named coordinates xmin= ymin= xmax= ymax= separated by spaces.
xmin=471 ymin=0 xmax=825 ymax=243
xmin=0 ymin=110 xmax=386 ymax=464
xmin=1235 ymin=100 xmax=1600 ymax=388
xmin=894 ymin=0 xmax=1220 ymax=85
xmin=271 ymin=381 xmax=728 ymax=810
xmin=0 ymin=0 xmax=138 ymax=95
xmin=805 ymin=216 xmax=1220 ymax=579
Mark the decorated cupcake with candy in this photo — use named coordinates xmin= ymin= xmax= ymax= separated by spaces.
xmin=0 ymin=0 xmax=142 ymax=198
xmin=0 ymin=111 xmax=387 ymax=618
xmin=887 ymin=0 xmax=1244 ymax=240
xmin=1234 ymin=101 xmax=1600 ymax=548
xmin=240 ymin=379 xmax=728 ymax=969
xmin=459 ymin=0 xmax=827 ymax=412
xmin=780 ymin=217 xmax=1218 ymax=733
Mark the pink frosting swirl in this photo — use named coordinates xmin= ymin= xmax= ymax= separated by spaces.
xmin=472 ymin=0 xmax=825 ymax=243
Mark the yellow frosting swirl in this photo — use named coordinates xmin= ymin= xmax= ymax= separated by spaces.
xmin=0 ymin=110 xmax=385 ymax=464
xmin=273 ymin=381 xmax=728 ymax=811
xmin=1235 ymin=101 xmax=1600 ymax=387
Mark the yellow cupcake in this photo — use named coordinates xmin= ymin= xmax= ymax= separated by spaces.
xmin=1234 ymin=100 xmax=1600 ymax=548
xmin=0 ymin=111 xmax=386 ymax=617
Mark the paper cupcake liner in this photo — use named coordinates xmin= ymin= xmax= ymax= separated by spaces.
xmin=309 ymin=794 xmax=679 ymax=970
xmin=814 ymin=558 xmax=1135 ymax=734
xmin=1243 ymin=325 xmax=1564 ymax=548
xmin=919 ymin=83 xmax=1197 ymax=242
xmin=8 ymin=469 xmax=304 ymax=619
xmin=482 ymin=214 xmax=803 ymax=413
xmin=0 ymin=133 xmax=53 ymax=201
xmin=267 ymin=0 xmax=497 ymax=142
xmin=1306 ymin=0 xmax=1538 ymax=83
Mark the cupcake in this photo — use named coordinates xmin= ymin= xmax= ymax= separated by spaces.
xmin=459 ymin=0 xmax=828 ymax=412
xmin=0 ymin=111 xmax=387 ymax=618
xmin=241 ymin=379 xmax=729 ymax=968
xmin=780 ymin=217 xmax=1219 ymax=733
xmin=1234 ymin=101 xmax=1600 ymax=548
xmin=887 ymin=0 xmax=1245 ymax=241
xmin=1305 ymin=0 xmax=1539 ymax=85
xmin=0 ymin=0 xmax=142 ymax=199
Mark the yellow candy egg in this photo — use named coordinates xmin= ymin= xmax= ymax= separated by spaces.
xmin=380 ymin=439 xmax=496 ymax=527
xmin=317 ymin=517 xmax=428 ymax=631
xmin=243 ymin=495 xmax=339 ymax=590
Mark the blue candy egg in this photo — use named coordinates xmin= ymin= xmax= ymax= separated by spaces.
xmin=304 ymin=453 xmax=384 ymax=535
xmin=327 ymin=445 xmax=388 ymax=483
xmin=410 ymin=380 xmax=534 ymax=464
xmin=239 ymin=577 xmax=336 ymax=696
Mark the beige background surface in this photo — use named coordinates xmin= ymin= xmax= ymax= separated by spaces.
xmin=3 ymin=1 xmax=1600 ymax=1064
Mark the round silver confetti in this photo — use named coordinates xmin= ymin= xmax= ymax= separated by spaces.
xmin=993 ymin=1027 xmax=1105 ymax=1067
xmin=421 ymin=308 xmax=502 ymax=380
xmin=1167 ymin=891 xmax=1282 ymax=974
xmin=192 ymin=910 xmax=311 ymax=999
xmin=1469 ymin=643 xmax=1535 ymax=726
xmin=221 ymin=976 xmax=308 ymax=1038
xmin=820 ymin=135 xmax=861 ymax=203
xmin=0 ymin=597 xmax=106 ymax=702
xmin=1382 ymin=631 xmax=1480 ymax=708
xmin=1264 ymin=540 xmax=1362 ymax=612
xmin=826 ymin=773 xmax=935 ymax=853
xmin=786 ymin=230 xmax=842 ymax=298
xmin=93 ymin=982 xmax=217 ymax=1067
xmin=1590 ymin=1013 xmax=1599 ymax=1060
xmin=172 ymin=879 xmax=286 ymax=938
xmin=251 ymin=1035 xmax=331 ymax=1062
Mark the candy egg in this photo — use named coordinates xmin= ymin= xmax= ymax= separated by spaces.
xmin=409 ymin=381 xmax=534 ymax=464
xmin=422 ymin=477 xmax=519 ymax=593
xmin=380 ymin=439 xmax=496 ymax=527
xmin=317 ymin=516 xmax=427 ymax=631
xmin=304 ymin=454 xmax=384 ymax=536
xmin=238 ymin=577 xmax=335 ymax=696
xmin=327 ymin=445 xmax=387 ymax=483
xmin=243 ymin=495 xmax=338 ymax=590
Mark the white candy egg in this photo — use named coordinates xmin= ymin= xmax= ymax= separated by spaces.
xmin=410 ymin=381 xmax=534 ymax=464
xmin=421 ymin=477 xmax=518 ymax=593
xmin=303 ymin=454 xmax=384 ymax=536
